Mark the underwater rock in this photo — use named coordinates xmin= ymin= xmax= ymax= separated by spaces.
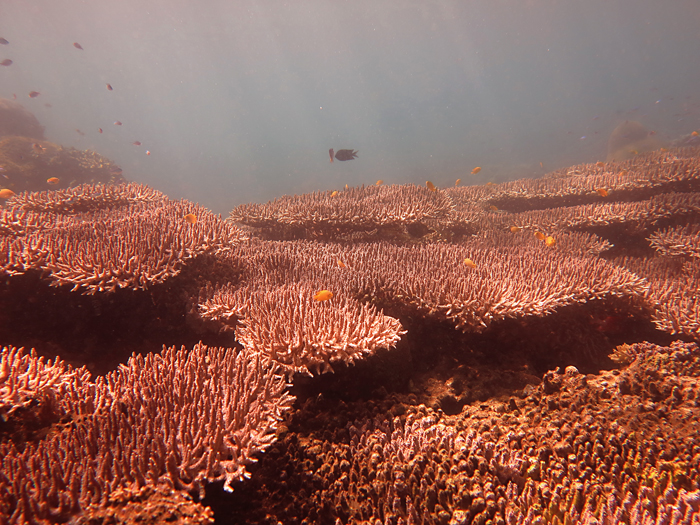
xmin=606 ymin=120 xmax=662 ymax=161
xmin=0 ymin=97 xmax=45 ymax=140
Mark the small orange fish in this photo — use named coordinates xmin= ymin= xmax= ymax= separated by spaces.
xmin=98 ymin=128 xmax=103 ymax=133
xmin=510 ymin=226 xmax=522 ymax=233
xmin=463 ymin=258 xmax=477 ymax=269
xmin=313 ymin=290 xmax=333 ymax=301
xmin=337 ymin=260 xmax=346 ymax=268
xmin=471 ymin=166 xmax=482 ymax=175
xmin=534 ymin=231 xmax=546 ymax=241
xmin=132 ymin=141 xmax=141 ymax=146
xmin=345 ymin=184 xmax=349 ymax=190
xmin=596 ymin=161 xmax=605 ymax=168
xmin=32 ymin=143 xmax=46 ymax=154
xmin=114 ymin=121 xmax=122 ymax=126
xmin=618 ymin=170 xmax=628 ymax=176
xmin=328 ymin=148 xmax=334 ymax=163
xmin=489 ymin=205 xmax=498 ymax=211
xmin=28 ymin=91 xmax=40 ymax=98
xmin=146 ymin=150 xmax=151 ymax=155
xmin=47 ymin=177 xmax=59 ymax=185
xmin=545 ymin=236 xmax=556 ymax=247
xmin=426 ymin=180 xmax=436 ymax=192
xmin=539 ymin=161 xmax=543 ymax=168
xmin=596 ymin=188 xmax=609 ymax=197
xmin=0 ymin=59 xmax=12 ymax=66
xmin=106 ymin=83 xmax=113 ymax=91
xmin=659 ymin=148 xmax=667 ymax=152
xmin=630 ymin=149 xmax=639 ymax=155
xmin=455 ymin=178 xmax=461 ymax=186
xmin=184 ymin=213 xmax=197 ymax=224
xmin=0 ymin=188 xmax=16 ymax=198
xmin=73 ymin=42 xmax=83 ymax=50
xmin=376 ymin=180 xmax=383 ymax=186
xmin=330 ymin=190 xmax=338 ymax=197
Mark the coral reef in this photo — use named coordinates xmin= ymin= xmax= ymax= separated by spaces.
xmin=0 ymin=343 xmax=294 ymax=522
xmin=2 ymin=147 xmax=700 ymax=523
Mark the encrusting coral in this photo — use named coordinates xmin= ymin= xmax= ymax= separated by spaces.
xmin=230 ymin=341 xmax=700 ymax=525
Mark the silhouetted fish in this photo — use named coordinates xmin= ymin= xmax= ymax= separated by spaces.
xmin=334 ymin=149 xmax=358 ymax=161
xmin=0 ymin=59 xmax=12 ymax=66
xmin=0 ymin=38 xmax=9 ymax=45
xmin=73 ymin=42 xmax=83 ymax=50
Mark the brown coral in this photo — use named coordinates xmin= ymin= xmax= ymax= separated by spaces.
xmin=232 ymin=341 xmax=700 ymax=525
xmin=0 ymin=136 xmax=125 ymax=194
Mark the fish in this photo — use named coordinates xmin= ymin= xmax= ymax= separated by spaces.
xmin=132 ymin=141 xmax=141 ymax=146
xmin=463 ymin=258 xmax=477 ymax=269
xmin=109 ymin=166 xmax=123 ymax=175
xmin=184 ymin=213 xmax=197 ymax=224
xmin=313 ymin=290 xmax=333 ymax=301
xmin=98 ymin=128 xmax=103 ymax=133
xmin=618 ymin=170 xmax=628 ymax=176
xmin=47 ymin=177 xmax=59 ymax=185
xmin=75 ymin=129 xmax=85 ymax=136
xmin=545 ymin=236 xmax=556 ymax=247
xmin=693 ymin=131 xmax=699 ymax=137
xmin=328 ymin=148 xmax=334 ymax=163
xmin=596 ymin=188 xmax=609 ymax=197
xmin=146 ymin=150 xmax=151 ymax=156
xmin=0 ymin=38 xmax=9 ymax=45
xmin=534 ymin=231 xmax=546 ymax=241
xmin=28 ymin=91 xmax=40 ymax=98
xmin=455 ymin=178 xmax=461 ymax=186
xmin=489 ymin=205 xmax=498 ymax=211
xmin=337 ymin=260 xmax=346 ymax=268
xmin=0 ymin=189 xmax=16 ymax=198
xmin=0 ymin=59 xmax=12 ymax=66
xmin=376 ymin=180 xmax=383 ymax=186
xmin=596 ymin=161 xmax=605 ymax=167
xmin=345 ymin=184 xmax=349 ymax=190
xmin=32 ymin=143 xmax=46 ymax=154
xmin=334 ymin=149 xmax=358 ymax=161
xmin=114 ymin=121 xmax=122 ymax=126
xmin=426 ymin=180 xmax=436 ymax=192
xmin=510 ymin=226 xmax=522 ymax=233
xmin=330 ymin=190 xmax=338 ymax=197
xmin=471 ymin=166 xmax=481 ymax=175
xmin=106 ymin=83 xmax=113 ymax=91
xmin=73 ymin=42 xmax=83 ymax=50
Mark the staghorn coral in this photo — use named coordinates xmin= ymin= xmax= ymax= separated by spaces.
xmin=618 ymin=256 xmax=700 ymax=339
xmin=204 ymin=282 xmax=405 ymax=376
xmin=0 ymin=184 xmax=246 ymax=293
xmin=234 ymin=341 xmax=700 ymax=525
xmin=6 ymin=182 xmax=166 ymax=214
xmin=230 ymin=184 xmax=454 ymax=241
xmin=201 ymin=233 xmax=647 ymax=336
xmin=648 ymin=223 xmax=700 ymax=259
xmin=0 ymin=342 xmax=294 ymax=522
xmin=229 ymin=148 xmax=700 ymax=244
xmin=0 ymin=346 xmax=91 ymax=428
